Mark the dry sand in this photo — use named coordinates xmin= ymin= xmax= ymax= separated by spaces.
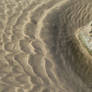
xmin=0 ymin=0 xmax=92 ymax=92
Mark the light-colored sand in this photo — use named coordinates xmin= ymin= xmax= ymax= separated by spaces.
xmin=0 ymin=0 xmax=92 ymax=92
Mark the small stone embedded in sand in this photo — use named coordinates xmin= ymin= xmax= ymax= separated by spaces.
xmin=75 ymin=22 xmax=92 ymax=56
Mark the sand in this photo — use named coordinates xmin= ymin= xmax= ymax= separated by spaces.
xmin=0 ymin=0 xmax=92 ymax=92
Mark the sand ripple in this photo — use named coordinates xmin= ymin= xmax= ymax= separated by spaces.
xmin=0 ymin=0 xmax=92 ymax=92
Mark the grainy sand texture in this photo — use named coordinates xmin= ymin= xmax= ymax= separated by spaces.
xmin=0 ymin=0 xmax=92 ymax=92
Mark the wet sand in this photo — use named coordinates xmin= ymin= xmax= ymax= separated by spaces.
xmin=0 ymin=0 xmax=92 ymax=92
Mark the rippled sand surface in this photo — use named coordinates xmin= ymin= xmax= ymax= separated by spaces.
xmin=0 ymin=0 xmax=92 ymax=92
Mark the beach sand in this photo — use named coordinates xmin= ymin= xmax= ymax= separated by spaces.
xmin=0 ymin=0 xmax=92 ymax=92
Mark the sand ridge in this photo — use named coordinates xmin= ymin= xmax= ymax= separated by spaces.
xmin=0 ymin=0 xmax=92 ymax=92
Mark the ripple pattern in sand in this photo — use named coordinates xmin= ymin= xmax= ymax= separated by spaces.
xmin=0 ymin=0 xmax=92 ymax=92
